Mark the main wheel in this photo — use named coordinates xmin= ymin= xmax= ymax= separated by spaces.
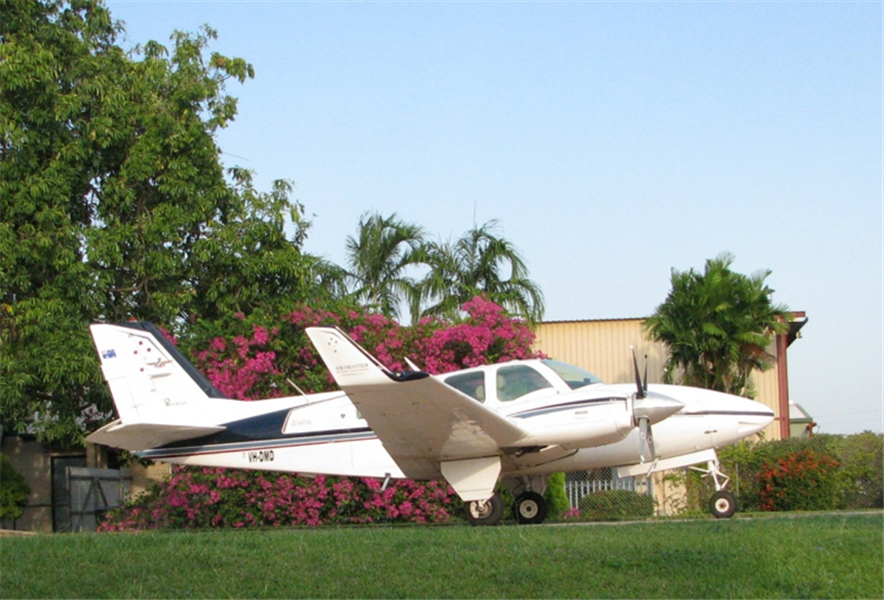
xmin=709 ymin=490 xmax=738 ymax=519
xmin=467 ymin=494 xmax=503 ymax=526
xmin=513 ymin=491 xmax=548 ymax=525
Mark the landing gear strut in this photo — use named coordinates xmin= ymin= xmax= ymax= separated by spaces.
xmin=690 ymin=456 xmax=739 ymax=519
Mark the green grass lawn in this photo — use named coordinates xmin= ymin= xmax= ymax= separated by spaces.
xmin=2 ymin=513 xmax=881 ymax=599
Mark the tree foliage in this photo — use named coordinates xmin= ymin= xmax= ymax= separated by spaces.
xmin=342 ymin=213 xmax=546 ymax=324
xmin=1 ymin=0 xmax=314 ymax=443
xmin=0 ymin=454 xmax=32 ymax=522
xmin=420 ymin=220 xmax=545 ymax=324
xmin=344 ymin=212 xmax=425 ymax=321
xmin=0 ymin=1 xmax=546 ymax=446
xmin=643 ymin=253 xmax=789 ymax=397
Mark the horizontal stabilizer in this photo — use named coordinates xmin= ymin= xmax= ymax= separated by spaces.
xmin=86 ymin=420 xmax=225 ymax=452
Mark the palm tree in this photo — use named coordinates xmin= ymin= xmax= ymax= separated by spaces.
xmin=419 ymin=220 xmax=545 ymax=323
xmin=344 ymin=212 xmax=425 ymax=320
xmin=643 ymin=253 xmax=790 ymax=397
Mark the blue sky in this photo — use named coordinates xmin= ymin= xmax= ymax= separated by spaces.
xmin=106 ymin=0 xmax=882 ymax=434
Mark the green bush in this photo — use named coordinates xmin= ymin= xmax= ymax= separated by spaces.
xmin=578 ymin=489 xmax=654 ymax=521
xmin=681 ymin=432 xmax=884 ymax=513
xmin=544 ymin=473 xmax=570 ymax=520
xmin=827 ymin=432 xmax=884 ymax=509
xmin=0 ymin=454 xmax=31 ymax=522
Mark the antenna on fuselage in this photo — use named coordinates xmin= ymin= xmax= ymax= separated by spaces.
xmin=286 ymin=378 xmax=307 ymax=396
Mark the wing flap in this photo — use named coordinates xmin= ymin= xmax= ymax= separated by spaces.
xmin=86 ymin=420 xmax=226 ymax=452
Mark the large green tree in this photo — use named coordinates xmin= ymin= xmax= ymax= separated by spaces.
xmin=643 ymin=253 xmax=790 ymax=397
xmin=1 ymin=0 xmax=315 ymax=443
xmin=419 ymin=220 xmax=545 ymax=323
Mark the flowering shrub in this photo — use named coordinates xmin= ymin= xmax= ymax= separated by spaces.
xmin=100 ymin=297 xmax=543 ymax=531
xmin=99 ymin=466 xmax=458 ymax=531
xmin=186 ymin=295 xmax=544 ymax=400
xmin=757 ymin=449 xmax=841 ymax=512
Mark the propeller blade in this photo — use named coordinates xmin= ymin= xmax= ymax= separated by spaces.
xmin=631 ymin=347 xmax=646 ymax=400
xmin=638 ymin=416 xmax=655 ymax=463
xmin=642 ymin=354 xmax=648 ymax=395
xmin=626 ymin=390 xmax=635 ymax=426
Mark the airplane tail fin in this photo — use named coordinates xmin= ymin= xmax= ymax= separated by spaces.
xmin=88 ymin=322 xmax=228 ymax=449
xmin=305 ymin=326 xmax=396 ymax=388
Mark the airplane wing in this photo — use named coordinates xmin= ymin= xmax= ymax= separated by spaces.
xmin=305 ymin=327 xmax=529 ymax=484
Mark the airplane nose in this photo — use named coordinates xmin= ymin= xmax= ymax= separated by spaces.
xmin=735 ymin=398 xmax=776 ymax=435
xmin=634 ymin=395 xmax=684 ymax=425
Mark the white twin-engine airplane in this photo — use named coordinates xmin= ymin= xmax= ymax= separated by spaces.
xmin=87 ymin=321 xmax=774 ymax=525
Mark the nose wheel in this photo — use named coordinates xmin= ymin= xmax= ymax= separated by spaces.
xmin=709 ymin=490 xmax=738 ymax=519
xmin=513 ymin=491 xmax=548 ymax=525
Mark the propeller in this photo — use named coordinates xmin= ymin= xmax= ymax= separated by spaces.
xmin=630 ymin=347 xmax=654 ymax=463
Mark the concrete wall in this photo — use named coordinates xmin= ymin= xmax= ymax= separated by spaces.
xmin=0 ymin=436 xmax=72 ymax=533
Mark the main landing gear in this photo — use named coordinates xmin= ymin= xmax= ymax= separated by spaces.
xmin=466 ymin=476 xmax=551 ymax=526
xmin=465 ymin=491 xmax=550 ymax=526
xmin=690 ymin=457 xmax=739 ymax=519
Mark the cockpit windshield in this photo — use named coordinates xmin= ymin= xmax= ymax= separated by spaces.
xmin=542 ymin=359 xmax=603 ymax=390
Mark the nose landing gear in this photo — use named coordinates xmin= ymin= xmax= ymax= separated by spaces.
xmin=689 ymin=456 xmax=739 ymax=519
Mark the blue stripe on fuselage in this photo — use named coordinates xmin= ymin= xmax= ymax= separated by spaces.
xmin=138 ymin=427 xmax=376 ymax=460
xmin=509 ymin=397 xmax=625 ymax=419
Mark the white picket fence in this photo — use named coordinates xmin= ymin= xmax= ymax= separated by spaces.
xmin=564 ymin=472 xmax=650 ymax=509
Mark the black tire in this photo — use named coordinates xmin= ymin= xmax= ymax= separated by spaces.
xmin=467 ymin=494 xmax=503 ymax=526
xmin=513 ymin=491 xmax=548 ymax=525
xmin=709 ymin=490 xmax=738 ymax=519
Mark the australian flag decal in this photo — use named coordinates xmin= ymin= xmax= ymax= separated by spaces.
xmin=101 ymin=349 xmax=117 ymax=360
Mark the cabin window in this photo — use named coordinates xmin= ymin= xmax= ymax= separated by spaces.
xmin=542 ymin=359 xmax=603 ymax=389
xmin=496 ymin=365 xmax=553 ymax=401
xmin=444 ymin=372 xmax=486 ymax=402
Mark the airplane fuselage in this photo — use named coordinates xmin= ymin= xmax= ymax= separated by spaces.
xmin=130 ymin=379 xmax=771 ymax=482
